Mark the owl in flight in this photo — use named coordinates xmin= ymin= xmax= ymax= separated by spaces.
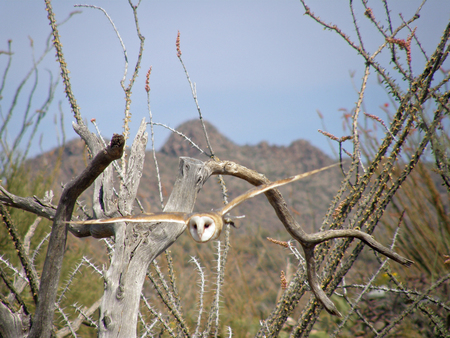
xmin=68 ymin=164 xmax=337 ymax=243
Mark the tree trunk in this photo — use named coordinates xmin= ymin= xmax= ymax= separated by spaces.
xmin=98 ymin=157 xmax=210 ymax=338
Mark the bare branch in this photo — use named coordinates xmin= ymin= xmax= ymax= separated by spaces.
xmin=0 ymin=186 xmax=57 ymax=220
xmin=44 ymin=0 xmax=82 ymax=124
xmin=55 ymin=298 xmax=102 ymax=338
xmin=29 ymin=134 xmax=124 ymax=338
xmin=377 ymin=272 xmax=450 ymax=337
xmin=0 ymin=205 xmax=40 ymax=304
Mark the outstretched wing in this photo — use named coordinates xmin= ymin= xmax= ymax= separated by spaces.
xmin=219 ymin=163 xmax=340 ymax=216
xmin=67 ymin=212 xmax=188 ymax=225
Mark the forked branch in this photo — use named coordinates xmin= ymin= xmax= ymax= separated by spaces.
xmin=28 ymin=134 xmax=124 ymax=338
xmin=204 ymin=160 xmax=413 ymax=316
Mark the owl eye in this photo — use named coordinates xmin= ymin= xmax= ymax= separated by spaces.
xmin=193 ymin=224 xmax=197 ymax=229
xmin=204 ymin=223 xmax=211 ymax=228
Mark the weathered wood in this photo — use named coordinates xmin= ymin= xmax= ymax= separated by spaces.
xmin=98 ymin=157 xmax=210 ymax=338
xmin=0 ymin=187 xmax=57 ymax=220
xmin=118 ymin=118 xmax=148 ymax=215
xmin=69 ymin=118 xmax=149 ymax=239
xmin=29 ymin=134 xmax=125 ymax=338
xmin=0 ymin=302 xmax=30 ymax=338
xmin=0 ymin=131 xmax=210 ymax=338
xmin=73 ymin=119 xmax=118 ymax=229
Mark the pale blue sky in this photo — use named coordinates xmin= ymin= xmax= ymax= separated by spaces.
xmin=1 ymin=1 xmax=449 ymax=158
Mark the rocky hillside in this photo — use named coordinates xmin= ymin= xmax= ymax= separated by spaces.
xmin=31 ymin=119 xmax=342 ymax=234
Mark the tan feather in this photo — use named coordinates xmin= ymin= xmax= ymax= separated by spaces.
xmin=67 ymin=212 xmax=188 ymax=225
xmin=219 ymin=163 xmax=339 ymax=216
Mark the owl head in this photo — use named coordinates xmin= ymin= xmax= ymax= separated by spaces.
xmin=187 ymin=213 xmax=223 ymax=243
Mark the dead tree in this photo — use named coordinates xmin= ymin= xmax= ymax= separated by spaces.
xmin=1 ymin=0 xmax=449 ymax=337
xmin=0 ymin=124 xmax=414 ymax=338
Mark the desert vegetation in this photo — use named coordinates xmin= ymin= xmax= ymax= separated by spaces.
xmin=0 ymin=1 xmax=449 ymax=337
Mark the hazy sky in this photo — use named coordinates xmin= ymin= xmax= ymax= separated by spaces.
xmin=1 ymin=1 xmax=449 ymax=158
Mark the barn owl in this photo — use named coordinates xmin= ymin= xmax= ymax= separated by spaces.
xmin=68 ymin=164 xmax=337 ymax=243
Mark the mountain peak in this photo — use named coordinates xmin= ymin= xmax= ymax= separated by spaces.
xmin=160 ymin=119 xmax=237 ymax=157
xmin=27 ymin=119 xmax=340 ymax=233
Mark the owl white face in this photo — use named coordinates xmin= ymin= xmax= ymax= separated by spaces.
xmin=188 ymin=215 xmax=220 ymax=243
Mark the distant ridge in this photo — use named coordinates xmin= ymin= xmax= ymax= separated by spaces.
xmin=30 ymin=119 xmax=341 ymax=233
xmin=160 ymin=120 xmax=238 ymax=157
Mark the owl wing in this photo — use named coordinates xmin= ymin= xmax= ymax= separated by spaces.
xmin=67 ymin=212 xmax=189 ymax=225
xmin=219 ymin=163 xmax=339 ymax=216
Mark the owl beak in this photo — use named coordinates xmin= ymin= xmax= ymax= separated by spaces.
xmin=197 ymin=224 xmax=204 ymax=238
xmin=195 ymin=218 xmax=205 ymax=239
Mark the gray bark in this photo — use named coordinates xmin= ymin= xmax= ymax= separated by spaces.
xmin=0 ymin=188 xmax=57 ymax=220
xmin=0 ymin=302 xmax=30 ymax=338
xmin=28 ymin=133 xmax=125 ymax=338
xmin=98 ymin=157 xmax=210 ymax=337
